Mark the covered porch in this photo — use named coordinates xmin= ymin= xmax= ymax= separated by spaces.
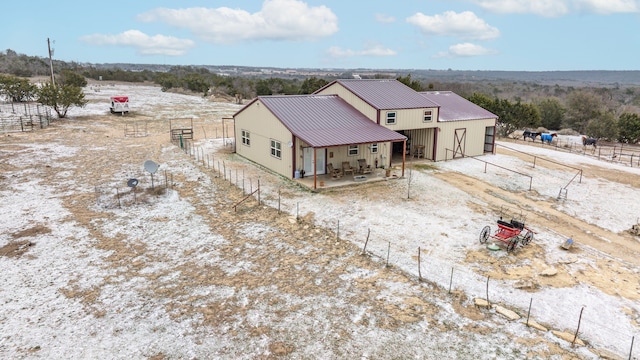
xmin=293 ymin=166 xmax=404 ymax=191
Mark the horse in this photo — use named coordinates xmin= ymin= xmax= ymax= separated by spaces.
xmin=582 ymin=136 xmax=597 ymax=148
xmin=540 ymin=133 xmax=557 ymax=144
xmin=523 ymin=130 xmax=541 ymax=142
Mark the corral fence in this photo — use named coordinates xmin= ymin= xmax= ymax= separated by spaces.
xmin=496 ymin=143 xmax=584 ymax=199
xmin=513 ymin=136 xmax=640 ymax=168
xmin=176 ymin=140 xmax=637 ymax=359
xmin=0 ymin=102 xmax=53 ymax=133
xmin=445 ymin=145 xmax=586 ymax=200
xmin=445 ymin=147 xmax=533 ymax=191
xmin=124 ymin=121 xmax=148 ymax=137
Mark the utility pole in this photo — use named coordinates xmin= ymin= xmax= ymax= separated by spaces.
xmin=47 ymin=38 xmax=55 ymax=87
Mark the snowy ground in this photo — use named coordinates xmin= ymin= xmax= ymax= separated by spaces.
xmin=1 ymin=83 xmax=638 ymax=359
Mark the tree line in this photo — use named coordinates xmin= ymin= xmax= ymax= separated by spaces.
xmin=1 ymin=48 xmax=639 ymax=143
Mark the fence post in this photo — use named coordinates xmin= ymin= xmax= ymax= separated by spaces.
xmin=386 ymin=241 xmax=391 ymax=267
xmin=486 ymin=275 xmax=490 ymax=306
xmin=526 ymin=298 xmax=532 ymax=326
xmin=448 ymin=267 xmax=453 ymax=294
xmin=572 ymin=307 xmax=585 ymax=347
xmin=336 ymin=220 xmax=340 ymax=240
xmin=417 ymin=247 xmax=422 ymax=281
xmin=629 ymin=335 xmax=634 ymax=360
xmin=362 ymin=228 xmax=370 ymax=254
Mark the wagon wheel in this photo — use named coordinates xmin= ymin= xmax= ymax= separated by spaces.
xmin=522 ymin=231 xmax=534 ymax=245
xmin=479 ymin=226 xmax=491 ymax=244
xmin=507 ymin=239 xmax=517 ymax=252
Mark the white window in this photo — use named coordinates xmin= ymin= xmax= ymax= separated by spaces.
xmin=348 ymin=145 xmax=359 ymax=156
xmin=370 ymin=143 xmax=378 ymax=153
xmin=241 ymin=130 xmax=250 ymax=146
xmin=270 ymin=139 xmax=282 ymax=159
xmin=386 ymin=111 xmax=396 ymax=125
xmin=423 ymin=110 xmax=433 ymax=122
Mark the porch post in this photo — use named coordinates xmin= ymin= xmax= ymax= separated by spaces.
xmin=313 ymin=147 xmax=317 ymax=189
xmin=402 ymin=139 xmax=406 ymax=177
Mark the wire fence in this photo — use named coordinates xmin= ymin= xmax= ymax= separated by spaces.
xmin=514 ymin=137 xmax=640 ymax=168
xmin=0 ymin=102 xmax=53 ymax=133
xmin=176 ymin=140 xmax=638 ymax=359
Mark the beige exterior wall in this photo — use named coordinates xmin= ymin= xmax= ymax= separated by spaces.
xmin=316 ymin=83 xmax=378 ymax=122
xmin=234 ymin=100 xmax=295 ymax=178
xmin=380 ymin=107 xmax=439 ymax=131
xmin=318 ymin=83 xmax=439 ymax=130
xmin=434 ymin=118 xmax=496 ymax=161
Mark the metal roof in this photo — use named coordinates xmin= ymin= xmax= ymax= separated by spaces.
xmin=319 ymin=79 xmax=439 ymax=110
xmin=420 ymin=91 xmax=498 ymax=122
xmin=257 ymin=94 xmax=407 ymax=148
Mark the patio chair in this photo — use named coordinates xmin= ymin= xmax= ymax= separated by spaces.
xmin=342 ymin=161 xmax=355 ymax=176
xmin=413 ymin=145 xmax=424 ymax=159
xmin=357 ymin=159 xmax=372 ymax=174
xmin=327 ymin=163 xmax=342 ymax=178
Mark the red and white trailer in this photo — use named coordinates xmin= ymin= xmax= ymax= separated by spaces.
xmin=110 ymin=96 xmax=129 ymax=114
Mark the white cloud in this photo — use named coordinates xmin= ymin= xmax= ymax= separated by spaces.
xmin=577 ymin=0 xmax=639 ymax=14
xmin=406 ymin=11 xmax=500 ymax=40
xmin=137 ymin=0 xmax=339 ymax=44
xmin=375 ymin=13 xmax=396 ymax=23
xmin=80 ymin=30 xmax=195 ymax=56
xmin=434 ymin=42 xmax=497 ymax=58
xmin=327 ymin=44 xmax=397 ymax=58
xmin=471 ymin=0 xmax=639 ymax=16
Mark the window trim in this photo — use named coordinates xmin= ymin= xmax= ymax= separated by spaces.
xmin=241 ymin=130 xmax=250 ymax=146
xmin=270 ymin=139 xmax=282 ymax=159
xmin=370 ymin=143 xmax=378 ymax=153
xmin=348 ymin=145 xmax=359 ymax=156
xmin=386 ymin=111 xmax=397 ymax=125
xmin=423 ymin=110 xmax=433 ymax=122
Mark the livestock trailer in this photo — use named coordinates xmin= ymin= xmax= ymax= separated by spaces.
xmin=110 ymin=96 xmax=129 ymax=114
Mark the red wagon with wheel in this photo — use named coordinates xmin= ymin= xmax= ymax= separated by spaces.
xmin=479 ymin=217 xmax=535 ymax=252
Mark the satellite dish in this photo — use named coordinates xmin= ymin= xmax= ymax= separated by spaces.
xmin=127 ymin=178 xmax=139 ymax=188
xmin=287 ymin=141 xmax=293 ymax=148
xmin=144 ymin=160 xmax=159 ymax=174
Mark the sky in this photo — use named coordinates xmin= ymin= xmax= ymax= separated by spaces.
xmin=3 ymin=0 xmax=640 ymax=71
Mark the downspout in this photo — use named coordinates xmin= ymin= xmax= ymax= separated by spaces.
xmin=433 ymin=128 xmax=439 ymax=160
xmin=292 ymin=136 xmax=297 ymax=178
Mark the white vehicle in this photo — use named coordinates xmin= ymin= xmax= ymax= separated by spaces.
xmin=110 ymin=96 xmax=129 ymax=114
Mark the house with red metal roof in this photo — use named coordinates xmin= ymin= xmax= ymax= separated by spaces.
xmin=233 ymin=79 xmax=497 ymax=188
xmin=315 ymin=79 xmax=497 ymax=162
xmin=233 ymin=94 xmax=407 ymax=188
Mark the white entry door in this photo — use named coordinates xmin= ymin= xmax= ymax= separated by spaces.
xmin=303 ymin=148 xmax=326 ymax=175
